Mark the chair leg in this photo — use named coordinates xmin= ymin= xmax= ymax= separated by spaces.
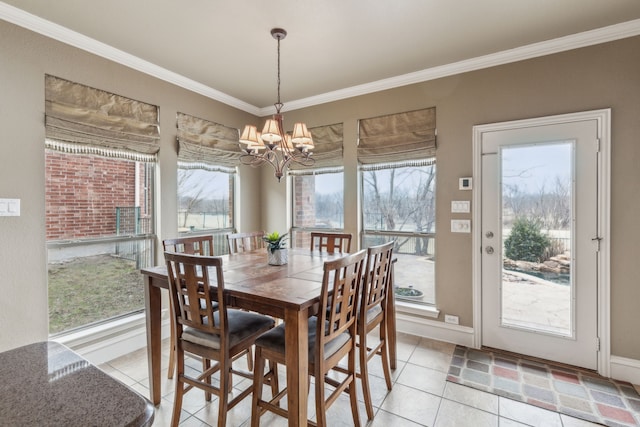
xmin=251 ymin=347 xmax=266 ymax=427
xmin=315 ymin=372 xmax=327 ymax=427
xmin=348 ymin=347 xmax=362 ymax=427
xmin=217 ymin=364 xmax=231 ymax=427
xmin=268 ymin=360 xmax=279 ymax=402
xmin=204 ymin=358 xmax=212 ymax=401
xmin=379 ymin=321 xmax=393 ymax=390
xmin=168 ymin=320 xmax=176 ymax=379
xmin=359 ymin=336 xmax=375 ymax=420
xmin=246 ymin=346 xmax=254 ymax=371
xmin=171 ymin=349 xmax=185 ymax=427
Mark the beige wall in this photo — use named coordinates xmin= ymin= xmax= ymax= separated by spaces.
xmin=1 ymin=19 xmax=638 ymax=360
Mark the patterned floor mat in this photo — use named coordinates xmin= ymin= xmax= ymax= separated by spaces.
xmin=446 ymin=345 xmax=640 ymax=426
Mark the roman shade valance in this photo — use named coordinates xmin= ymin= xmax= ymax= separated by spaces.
xmin=289 ymin=122 xmax=343 ymax=173
xmin=45 ymin=75 xmax=160 ymax=160
xmin=357 ymin=107 xmax=436 ymax=165
xmin=176 ymin=112 xmax=241 ymax=170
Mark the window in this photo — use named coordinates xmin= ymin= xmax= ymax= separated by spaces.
xmin=291 ymin=169 xmax=344 ymax=248
xmin=289 ymin=123 xmax=344 ymax=248
xmin=175 ymin=112 xmax=241 ymax=253
xmin=177 ymin=164 xmax=235 ymax=253
xmin=358 ymin=107 xmax=436 ymax=306
xmin=361 ymin=161 xmax=436 ymax=304
xmin=44 ymin=75 xmax=159 ymax=335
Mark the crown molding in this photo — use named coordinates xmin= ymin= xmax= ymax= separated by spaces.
xmin=2 ymin=2 xmax=639 ymax=117
xmin=277 ymin=18 xmax=640 ymax=115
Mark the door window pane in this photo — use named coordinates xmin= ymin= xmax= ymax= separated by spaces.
xmin=501 ymin=142 xmax=573 ymax=336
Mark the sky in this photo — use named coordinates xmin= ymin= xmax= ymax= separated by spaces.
xmin=502 ymin=141 xmax=572 ymax=194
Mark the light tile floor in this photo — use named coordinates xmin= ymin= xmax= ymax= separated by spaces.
xmin=99 ymin=333 xmax=620 ymax=426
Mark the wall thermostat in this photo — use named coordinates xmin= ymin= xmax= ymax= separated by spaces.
xmin=459 ymin=177 xmax=472 ymax=190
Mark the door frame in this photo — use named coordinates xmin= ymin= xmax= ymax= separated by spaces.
xmin=471 ymin=109 xmax=611 ymax=376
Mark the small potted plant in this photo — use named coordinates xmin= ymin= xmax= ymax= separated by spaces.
xmin=263 ymin=231 xmax=288 ymax=265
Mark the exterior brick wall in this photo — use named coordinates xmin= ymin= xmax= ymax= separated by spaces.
xmin=45 ymin=151 xmax=146 ymax=240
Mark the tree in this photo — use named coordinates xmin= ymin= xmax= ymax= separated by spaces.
xmin=177 ymin=168 xmax=230 ymax=229
xmin=362 ymin=164 xmax=436 ymax=256
xmin=504 ymin=217 xmax=550 ymax=262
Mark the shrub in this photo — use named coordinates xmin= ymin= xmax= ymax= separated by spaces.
xmin=504 ymin=217 xmax=550 ymax=262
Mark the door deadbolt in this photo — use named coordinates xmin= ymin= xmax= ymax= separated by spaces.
xmin=485 ymin=231 xmax=494 ymax=238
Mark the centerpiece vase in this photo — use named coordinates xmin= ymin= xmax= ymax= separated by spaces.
xmin=268 ymin=248 xmax=288 ymax=266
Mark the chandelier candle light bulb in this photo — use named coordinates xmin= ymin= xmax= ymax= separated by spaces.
xmin=239 ymin=28 xmax=315 ymax=181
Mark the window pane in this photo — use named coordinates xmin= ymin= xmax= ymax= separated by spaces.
xmin=292 ymin=172 xmax=344 ymax=248
xmin=47 ymin=238 xmax=152 ymax=334
xmin=45 ymin=150 xmax=155 ymax=334
xmin=362 ymin=233 xmax=435 ymax=305
xmin=361 ymin=163 xmax=436 ymax=305
xmin=177 ymin=168 xmax=233 ymax=232
xmin=362 ymin=165 xmax=435 ymax=233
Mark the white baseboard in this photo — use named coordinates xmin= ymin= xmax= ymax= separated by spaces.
xmin=396 ymin=312 xmax=475 ymax=348
xmin=610 ymin=355 xmax=640 ymax=386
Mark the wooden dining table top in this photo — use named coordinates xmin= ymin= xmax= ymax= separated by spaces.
xmin=141 ymin=247 xmax=343 ymax=316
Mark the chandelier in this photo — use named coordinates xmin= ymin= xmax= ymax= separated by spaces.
xmin=239 ymin=28 xmax=315 ymax=182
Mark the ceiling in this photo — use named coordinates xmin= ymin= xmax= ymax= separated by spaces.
xmin=2 ymin=1 xmax=640 ymax=115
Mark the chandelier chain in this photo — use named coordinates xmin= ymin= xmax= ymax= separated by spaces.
xmin=276 ymin=35 xmax=282 ymax=112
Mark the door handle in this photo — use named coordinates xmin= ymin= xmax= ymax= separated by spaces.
xmin=485 ymin=246 xmax=494 ymax=254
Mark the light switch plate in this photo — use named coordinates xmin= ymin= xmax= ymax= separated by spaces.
xmin=0 ymin=198 xmax=20 ymax=216
xmin=451 ymin=219 xmax=471 ymax=233
xmin=451 ymin=200 xmax=470 ymax=213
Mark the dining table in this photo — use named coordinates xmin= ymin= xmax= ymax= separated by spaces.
xmin=141 ymin=247 xmax=397 ymax=427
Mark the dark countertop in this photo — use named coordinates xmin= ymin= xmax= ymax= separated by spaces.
xmin=0 ymin=341 xmax=154 ymax=426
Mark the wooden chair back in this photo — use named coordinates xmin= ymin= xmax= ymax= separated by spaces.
xmin=310 ymin=232 xmax=352 ymax=254
xmin=358 ymin=240 xmax=395 ymax=419
xmin=317 ymin=249 xmax=366 ymax=357
xmin=165 ymin=252 xmax=226 ymax=339
xmin=362 ymin=241 xmax=395 ymax=320
xmin=227 ymin=231 xmax=265 ymax=254
xmin=163 ymin=235 xmax=214 ymax=256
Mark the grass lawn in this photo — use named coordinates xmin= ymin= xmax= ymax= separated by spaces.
xmin=48 ymin=254 xmax=145 ymax=334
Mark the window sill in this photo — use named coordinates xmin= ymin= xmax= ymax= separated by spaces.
xmin=396 ymin=300 xmax=440 ymax=318
xmin=52 ymin=313 xmax=155 ymax=365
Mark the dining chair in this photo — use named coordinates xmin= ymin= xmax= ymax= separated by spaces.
xmin=250 ymin=249 xmax=367 ymax=427
xmin=163 ymin=235 xmax=215 ymax=379
xmin=357 ymin=240 xmax=395 ymax=420
xmin=162 ymin=236 xmax=255 ymax=379
xmin=227 ymin=231 xmax=266 ymax=254
xmin=165 ymin=252 xmax=276 ymax=427
xmin=163 ymin=235 xmax=215 ymax=256
xmin=309 ymin=231 xmax=352 ymax=253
